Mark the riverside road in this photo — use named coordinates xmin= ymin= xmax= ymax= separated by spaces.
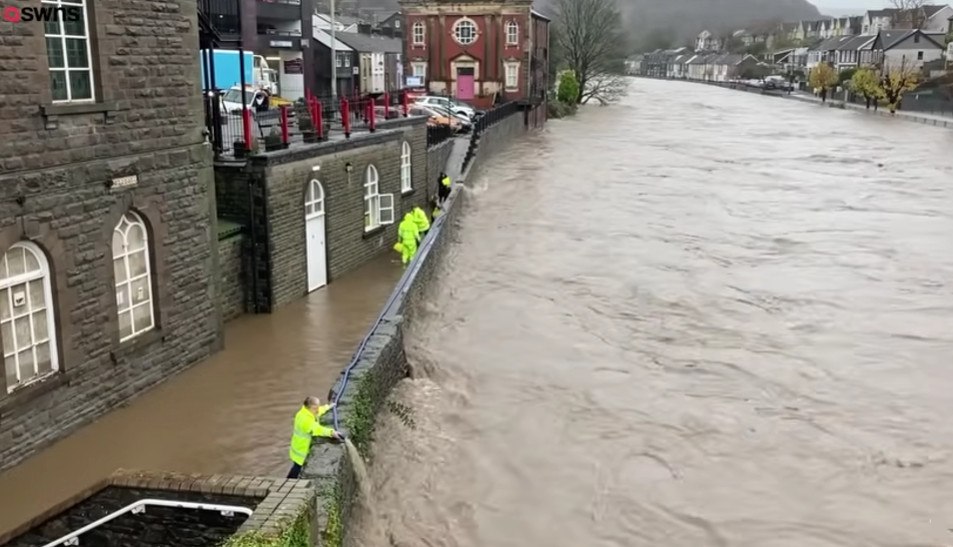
xmin=351 ymin=78 xmax=953 ymax=547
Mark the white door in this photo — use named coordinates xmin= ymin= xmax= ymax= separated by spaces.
xmin=305 ymin=179 xmax=327 ymax=292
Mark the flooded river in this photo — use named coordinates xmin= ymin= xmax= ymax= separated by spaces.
xmin=0 ymin=256 xmax=401 ymax=536
xmin=351 ymin=79 xmax=953 ymax=547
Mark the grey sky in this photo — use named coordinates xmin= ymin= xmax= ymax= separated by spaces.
xmin=812 ymin=0 xmax=892 ymax=16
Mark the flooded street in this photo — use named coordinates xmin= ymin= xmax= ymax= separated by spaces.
xmin=352 ymin=79 xmax=953 ymax=547
xmin=0 ymin=256 xmax=401 ymax=537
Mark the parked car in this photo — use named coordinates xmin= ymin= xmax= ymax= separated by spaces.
xmin=409 ymin=106 xmax=468 ymax=133
xmin=413 ymin=96 xmax=476 ymax=119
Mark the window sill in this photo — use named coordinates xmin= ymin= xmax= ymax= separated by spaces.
xmin=110 ymin=329 xmax=164 ymax=364
xmin=40 ymin=101 xmax=118 ymax=129
xmin=0 ymin=371 xmax=72 ymax=417
xmin=401 ymin=188 xmax=415 ymax=197
xmin=363 ymin=226 xmax=385 ymax=239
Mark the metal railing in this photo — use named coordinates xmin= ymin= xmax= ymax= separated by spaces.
xmin=427 ymin=124 xmax=454 ymax=148
xmin=41 ymin=499 xmax=254 ymax=547
xmin=462 ymin=101 xmax=520 ymax=173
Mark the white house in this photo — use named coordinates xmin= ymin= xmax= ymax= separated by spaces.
xmin=920 ymin=4 xmax=953 ymax=32
xmin=872 ymin=29 xmax=947 ymax=70
xmin=862 ymin=9 xmax=897 ymax=34
xmin=695 ymin=30 xmax=723 ymax=52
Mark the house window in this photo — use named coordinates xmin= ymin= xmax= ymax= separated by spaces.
xmin=914 ymin=34 xmax=920 ymax=43
xmin=113 ymin=212 xmax=155 ymax=341
xmin=1 ymin=242 xmax=59 ymax=393
xmin=363 ymin=165 xmax=394 ymax=231
xmin=504 ymin=61 xmax=519 ymax=90
xmin=506 ymin=21 xmax=519 ymax=45
xmin=400 ymin=141 xmax=412 ymax=193
xmin=917 ymin=51 xmax=924 ymax=60
xmin=452 ymin=18 xmax=478 ymax=46
xmin=411 ymin=61 xmax=427 ymax=79
xmin=412 ymin=21 xmax=425 ymax=45
xmin=394 ymin=19 xmax=400 ymax=29
xmin=44 ymin=0 xmax=95 ymax=102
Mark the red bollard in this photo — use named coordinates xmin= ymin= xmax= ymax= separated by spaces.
xmin=368 ymin=97 xmax=376 ymax=132
xmin=242 ymin=107 xmax=253 ymax=151
xmin=340 ymin=97 xmax=351 ymax=138
xmin=315 ymin=99 xmax=324 ymax=140
xmin=402 ymin=89 xmax=409 ymax=117
xmin=384 ymin=92 xmax=390 ymax=120
xmin=279 ymin=105 xmax=289 ymax=144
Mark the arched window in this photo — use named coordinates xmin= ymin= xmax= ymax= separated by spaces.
xmin=452 ymin=18 xmax=478 ymax=46
xmin=363 ymin=164 xmax=395 ymax=231
xmin=505 ymin=20 xmax=519 ymax=45
xmin=113 ymin=211 xmax=155 ymax=341
xmin=305 ymin=178 xmax=324 ymax=218
xmin=400 ymin=141 xmax=412 ymax=193
xmin=1 ymin=241 xmax=58 ymax=392
xmin=412 ymin=21 xmax=426 ymax=45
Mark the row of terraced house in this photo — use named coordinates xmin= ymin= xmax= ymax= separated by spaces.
xmin=633 ymin=4 xmax=953 ymax=80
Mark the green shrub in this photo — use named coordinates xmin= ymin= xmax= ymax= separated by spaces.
xmin=556 ymin=70 xmax=580 ymax=104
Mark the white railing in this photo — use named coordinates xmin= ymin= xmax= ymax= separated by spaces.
xmin=41 ymin=498 xmax=254 ymax=547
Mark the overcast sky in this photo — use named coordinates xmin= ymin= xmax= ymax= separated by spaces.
xmin=812 ymin=0 xmax=893 ymax=15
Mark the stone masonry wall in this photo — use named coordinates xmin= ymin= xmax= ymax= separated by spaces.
xmin=426 ymin=139 xmax=454 ymax=201
xmin=0 ymin=0 xmax=221 ymax=471
xmin=218 ymin=234 xmax=246 ymax=322
xmin=259 ymin=119 xmax=430 ymax=310
xmin=299 ymin=110 xmax=530 ymax=546
xmin=464 ymin=111 xmax=528 ymax=187
xmin=0 ymin=470 xmax=316 ymax=547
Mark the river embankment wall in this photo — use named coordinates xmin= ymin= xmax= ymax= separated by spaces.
xmin=634 ymin=76 xmax=953 ymax=129
xmin=300 ymin=110 xmax=533 ymax=547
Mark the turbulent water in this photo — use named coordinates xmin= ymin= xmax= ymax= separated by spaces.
xmin=348 ymin=79 xmax=953 ymax=547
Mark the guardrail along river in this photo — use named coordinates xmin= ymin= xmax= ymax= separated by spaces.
xmin=350 ymin=79 xmax=953 ymax=547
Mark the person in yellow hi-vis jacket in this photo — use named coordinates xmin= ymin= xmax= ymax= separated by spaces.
xmin=397 ymin=212 xmax=420 ymax=265
xmin=411 ymin=205 xmax=430 ymax=241
xmin=437 ymin=171 xmax=452 ymax=205
xmin=288 ymin=396 xmax=343 ymax=479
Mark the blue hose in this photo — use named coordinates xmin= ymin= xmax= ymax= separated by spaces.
xmin=330 ymin=204 xmax=451 ymax=433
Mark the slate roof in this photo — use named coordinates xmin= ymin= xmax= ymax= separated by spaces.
xmin=835 ymin=34 xmax=875 ymax=51
xmin=336 ymin=32 xmax=402 ymax=53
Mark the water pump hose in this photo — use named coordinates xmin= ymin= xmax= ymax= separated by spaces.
xmin=330 ymin=206 xmax=450 ymax=432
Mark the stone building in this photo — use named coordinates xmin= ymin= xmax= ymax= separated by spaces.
xmin=400 ymin=0 xmax=551 ymax=112
xmin=0 ymin=0 xmax=220 ymax=471
xmin=214 ymin=117 xmax=433 ymax=312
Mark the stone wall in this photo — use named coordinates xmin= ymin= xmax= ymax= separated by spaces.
xmin=299 ymin=109 xmax=531 ymax=546
xmin=0 ymin=0 xmax=221 ymax=471
xmin=463 ymin=110 xmax=528 ymax=186
xmin=0 ymin=470 xmax=316 ymax=547
xmin=218 ymin=233 xmax=246 ymax=322
xmin=426 ymin=139 xmax=455 ymax=199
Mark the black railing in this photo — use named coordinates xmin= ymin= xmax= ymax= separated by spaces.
xmin=462 ymin=101 xmax=520 ymax=173
xmin=427 ymin=124 xmax=454 ymax=148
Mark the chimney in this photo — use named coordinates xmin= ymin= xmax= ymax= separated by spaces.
xmin=358 ymin=22 xmax=372 ymax=34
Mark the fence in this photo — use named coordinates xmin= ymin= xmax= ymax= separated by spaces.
xmin=462 ymin=101 xmax=519 ymax=173
xmin=426 ymin=124 xmax=455 ymax=148
xmin=204 ymin=88 xmax=418 ymax=160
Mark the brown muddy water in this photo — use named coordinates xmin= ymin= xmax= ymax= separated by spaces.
xmin=350 ymin=79 xmax=953 ymax=547
xmin=0 ymin=255 xmax=402 ymax=537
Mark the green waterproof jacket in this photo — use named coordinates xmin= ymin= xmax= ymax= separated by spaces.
xmin=412 ymin=207 xmax=430 ymax=235
xmin=289 ymin=405 xmax=334 ymax=466
xmin=398 ymin=214 xmax=419 ymax=245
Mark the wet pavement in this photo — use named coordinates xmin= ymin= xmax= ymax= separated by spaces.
xmin=350 ymin=78 xmax=953 ymax=547
xmin=0 ymin=255 xmax=402 ymax=537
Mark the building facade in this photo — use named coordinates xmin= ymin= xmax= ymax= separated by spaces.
xmin=0 ymin=0 xmax=220 ymax=470
xmin=399 ymin=0 xmax=550 ymax=109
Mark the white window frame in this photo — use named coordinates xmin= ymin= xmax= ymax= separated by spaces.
xmin=1 ymin=242 xmax=59 ymax=393
xmin=504 ymin=61 xmax=520 ymax=90
xmin=411 ymin=62 xmax=427 ymax=80
xmin=412 ymin=21 xmax=426 ymax=45
xmin=305 ymin=178 xmax=325 ymax=219
xmin=363 ymin=165 xmax=395 ymax=231
xmin=44 ymin=0 xmax=95 ymax=103
xmin=113 ymin=211 xmax=155 ymax=342
xmin=505 ymin=20 xmax=519 ymax=46
xmin=452 ymin=18 xmax=478 ymax=46
xmin=400 ymin=141 xmax=412 ymax=193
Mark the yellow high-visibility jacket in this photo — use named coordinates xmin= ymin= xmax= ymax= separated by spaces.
xmin=289 ymin=405 xmax=334 ymax=466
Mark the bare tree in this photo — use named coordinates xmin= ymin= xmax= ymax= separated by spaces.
xmin=553 ymin=0 xmax=628 ymax=105
xmin=889 ymin=0 xmax=927 ymax=28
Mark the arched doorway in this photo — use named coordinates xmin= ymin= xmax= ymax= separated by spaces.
xmin=304 ymin=179 xmax=327 ymax=292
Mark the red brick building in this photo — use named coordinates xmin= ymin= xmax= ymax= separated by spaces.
xmin=400 ymin=0 xmax=550 ymax=113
